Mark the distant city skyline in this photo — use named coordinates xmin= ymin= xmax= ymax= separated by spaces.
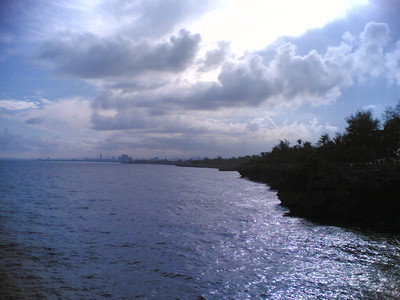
xmin=1 ymin=0 xmax=400 ymax=159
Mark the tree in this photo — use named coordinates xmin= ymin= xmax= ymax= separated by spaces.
xmin=295 ymin=139 xmax=303 ymax=148
xmin=275 ymin=139 xmax=290 ymax=150
xmin=344 ymin=110 xmax=380 ymax=163
xmin=317 ymin=134 xmax=331 ymax=146
xmin=333 ymin=133 xmax=344 ymax=146
xmin=383 ymin=101 xmax=400 ymax=162
xmin=383 ymin=102 xmax=400 ymax=123
xmin=345 ymin=110 xmax=379 ymax=139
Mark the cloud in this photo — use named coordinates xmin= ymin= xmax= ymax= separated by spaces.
xmin=37 ymin=29 xmax=201 ymax=78
xmin=0 ymin=97 xmax=111 ymax=158
xmin=4 ymin=1 xmax=400 ymax=160
xmin=0 ymin=0 xmax=212 ymax=46
xmin=104 ymin=0 xmax=212 ymax=39
xmin=159 ymin=23 xmax=394 ymax=108
xmin=0 ymin=99 xmax=40 ymax=110
xmin=89 ymin=112 xmax=339 ymax=158
xmin=199 ymin=41 xmax=231 ymax=71
xmin=0 ymin=128 xmax=61 ymax=156
xmin=353 ymin=22 xmax=390 ymax=79
xmin=385 ymin=40 xmax=400 ymax=85
xmin=83 ymin=22 xmax=400 ymax=133
xmin=25 ymin=117 xmax=44 ymax=125
xmin=37 ymin=20 xmax=399 ymax=117
xmin=34 ymin=19 xmax=400 ymax=139
xmin=15 ymin=19 xmax=400 ymax=158
xmin=21 ymin=97 xmax=92 ymax=135
xmin=91 ymin=108 xmax=150 ymax=131
xmin=0 ymin=125 xmax=106 ymax=158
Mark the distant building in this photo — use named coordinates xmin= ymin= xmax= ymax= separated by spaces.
xmin=118 ymin=154 xmax=132 ymax=163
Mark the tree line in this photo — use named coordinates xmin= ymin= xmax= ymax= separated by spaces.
xmin=251 ymin=102 xmax=400 ymax=166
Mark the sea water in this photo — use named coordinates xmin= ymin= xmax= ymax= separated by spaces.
xmin=1 ymin=161 xmax=399 ymax=299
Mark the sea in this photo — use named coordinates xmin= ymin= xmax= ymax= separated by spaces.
xmin=0 ymin=160 xmax=399 ymax=299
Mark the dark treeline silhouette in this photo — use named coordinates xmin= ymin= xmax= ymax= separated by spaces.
xmin=245 ymin=102 xmax=400 ymax=167
xmin=238 ymin=102 xmax=400 ymax=232
xmin=177 ymin=156 xmax=254 ymax=171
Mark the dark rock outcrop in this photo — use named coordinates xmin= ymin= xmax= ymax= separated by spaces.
xmin=238 ymin=161 xmax=400 ymax=232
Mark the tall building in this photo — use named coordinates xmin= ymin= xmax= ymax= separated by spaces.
xmin=118 ymin=154 xmax=132 ymax=163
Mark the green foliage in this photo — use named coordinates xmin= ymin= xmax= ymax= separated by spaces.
xmin=382 ymin=102 xmax=400 ymax=162
xmin=244 ymin=102 xmax=400 ymax=167
xmin=343 ymin=110 xmax=381 ymax=162
xmin=184 ymin=102 xmax=400 ymax=169
xmin=383 ymin=102 xmax=400 ymax=122
xmin=345 ymin=110 xmax=379 ymax=137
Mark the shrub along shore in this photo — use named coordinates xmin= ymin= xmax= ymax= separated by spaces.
xmin=237 ymin=103 xmax=400 ymax=232
xmin=131 ymin=103 xmax=400 ymax=232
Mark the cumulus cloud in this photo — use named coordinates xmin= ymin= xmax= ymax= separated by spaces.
xmin=5 ymin=1 xmax=400 ymax=159
xmin=22 ymin=19 xmax=400 ymax=158
xmin=199 ymin=41 xmax=231 ymax=71
xmin=269 ymin=43 xmax=352 ymax=100
xmin=353 ymin=22 xmax=390 ymax=79
xmin=37 ymin=29 xmax=201 ymax=78
xmin=385 ymin=40 xmax=400 ymax=84
xmin=81 ymin=22 xmax=400 ymax=133
xmin=37 ymin=20 xmax=400 ymax=118
xmin=33 ymin=19 xmax=400 ymax=143
xmin=203 ymin=21 xmax=396 ymax=108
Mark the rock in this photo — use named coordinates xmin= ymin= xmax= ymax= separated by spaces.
xmin=238 ymin=162 xmax=400 ymax=232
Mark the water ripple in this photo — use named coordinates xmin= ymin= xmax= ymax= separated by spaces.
xmin=0 ymin=161 xmax=399 ymax=299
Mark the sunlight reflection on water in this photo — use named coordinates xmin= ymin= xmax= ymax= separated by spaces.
xmin=0 ymin=161 xmax=399 ymax=299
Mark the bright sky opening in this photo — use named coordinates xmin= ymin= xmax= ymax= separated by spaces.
xmin=189 ymin=0 xmax=369 ymax=53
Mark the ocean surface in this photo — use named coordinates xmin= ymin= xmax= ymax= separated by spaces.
xmin=1 ymin=161 xmax=399 ymax=299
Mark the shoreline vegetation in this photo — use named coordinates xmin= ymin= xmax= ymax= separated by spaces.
xmin=238 ymin=103 xmax=400 ymax=233
xmin=169 ymin=103 xmax=400 ymax=233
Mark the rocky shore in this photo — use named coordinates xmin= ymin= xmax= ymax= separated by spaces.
xmin=238 ymin=161 xmax=400 ymax=232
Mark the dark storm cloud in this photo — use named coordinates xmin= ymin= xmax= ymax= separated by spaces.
xmin=37 ymin=29 xmax=201 ymax=78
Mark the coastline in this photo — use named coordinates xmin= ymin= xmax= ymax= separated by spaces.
xmin=238 ymin=162 xmax=400 ymax=233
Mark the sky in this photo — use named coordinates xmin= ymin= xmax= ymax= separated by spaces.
xmin=1 ymin=0 xmax=400 ymax=159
